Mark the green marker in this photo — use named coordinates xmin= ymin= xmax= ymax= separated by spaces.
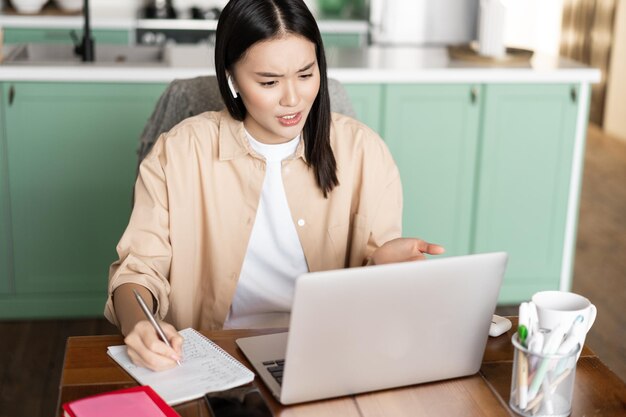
xmin=517 ymin=324 xmax=528 ymax=346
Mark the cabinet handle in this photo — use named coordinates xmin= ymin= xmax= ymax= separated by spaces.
xmin=570 ymin=87 xmax=577 ymax=103
xmin=470 ymin=86 xmax=478 ymax=104
xmin=8 ymin=85 xmax=15 ymax=106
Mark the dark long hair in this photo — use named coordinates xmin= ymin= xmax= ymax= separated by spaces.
xmin=215 ymin=0 xmax=338 ymax=197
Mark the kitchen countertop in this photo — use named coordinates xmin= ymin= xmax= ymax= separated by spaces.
xmin=1 ymin=5 xmax=598 ymax=85
xmin=0 ymin=44 xmax=602 ymax=84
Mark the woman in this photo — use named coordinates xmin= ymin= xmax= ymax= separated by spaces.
xmin=104 ymin=0 xmax=444 ymax=371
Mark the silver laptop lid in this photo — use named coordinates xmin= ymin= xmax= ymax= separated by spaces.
xmin=279 ymin=252 xmax=507 ymax=404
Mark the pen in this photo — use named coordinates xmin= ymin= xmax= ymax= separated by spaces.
xmin=557 ymin=315 xmax=584 ymax=355
xmin=524 ymin=367 xmax=573 ymax=412
xmin=527 ymin=322 xmax=568 ymax=400
xmin=517 ymin=349 xmax=529 ymax=408
xmin=527 ymin=330 xmax=545 ymax=368
xmin=518 ymin=302 xmax=531 ymax=345
xmin=528 ymin=301 xmax=539 ymax=336
xmin=517 ymin=325 xmax=528 ymax=346
xmin=133 ymin=289 xmax=182 ymax=366
xmin=554 ymin=315 xmax=584 ymax=374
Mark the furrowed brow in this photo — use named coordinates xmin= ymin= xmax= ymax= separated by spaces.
xmin=255 ymin=71 xmax=283 ymax=77
xmin=254 ymin=62 xmax=315 ymax=77
xmin=298 ymin=62 xmax=315 ymax=72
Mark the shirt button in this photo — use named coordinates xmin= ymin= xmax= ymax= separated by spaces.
xmin=297 ymin=219 xmax=305 ymax=227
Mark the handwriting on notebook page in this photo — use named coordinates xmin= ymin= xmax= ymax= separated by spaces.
xmin=107 ymin=328 xmax=254 ymax=405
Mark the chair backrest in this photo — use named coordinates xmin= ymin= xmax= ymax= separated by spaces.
xmin=137 ymin=76 xmax=356 ymax=166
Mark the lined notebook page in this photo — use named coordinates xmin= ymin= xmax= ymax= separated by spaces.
xmin=107 ymin=328 xmax=255 ymax=405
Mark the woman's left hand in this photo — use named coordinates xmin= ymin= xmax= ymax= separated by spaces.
xmin=370 ymin=237 xmax=445 ymax=265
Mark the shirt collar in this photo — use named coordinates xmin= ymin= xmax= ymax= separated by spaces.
xmin=218 ymin=110 xmax=307 ymax=162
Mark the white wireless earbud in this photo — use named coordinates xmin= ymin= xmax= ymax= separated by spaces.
xmin=227 ymin=75 xmax=238 ymax=98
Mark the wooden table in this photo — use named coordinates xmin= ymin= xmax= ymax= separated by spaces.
xmin=57 ymin=319 xmax=626 ymax=417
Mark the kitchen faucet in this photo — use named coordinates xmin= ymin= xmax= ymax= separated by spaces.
xmin=71 ymin=0 xmax=94 ymax=62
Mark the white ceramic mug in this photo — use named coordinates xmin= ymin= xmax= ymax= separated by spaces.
xmin=530 ymin=291 xmax=597 ymax=358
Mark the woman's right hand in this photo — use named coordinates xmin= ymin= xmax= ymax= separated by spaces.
xmin=123 ymin=319 xmax=184 ymax=371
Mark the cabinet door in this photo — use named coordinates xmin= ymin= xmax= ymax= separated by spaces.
xmin=474 ymin=84 xmax=579 ymax=302
xmin=383 ymin=84 xmax=481 ymax=256
xmin=3 ymin=83 xmax=166 ymax=309
xmin=0 ymin=84 xmax=12 ymax=295
xmin=3 ymin=28 xmax=130 ymax=44
xmin=343 ymin=83 xmax=383 ymax=134
xmin=321 ymin=33 xmax=366 ymax=48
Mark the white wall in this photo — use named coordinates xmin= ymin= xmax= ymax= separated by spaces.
xmin=89 ymin=0 xmax=566 ymax=58
xmin=90 ymin=0 xmax=140 ymax=14
xmin=503 ymin=0 xmax=564 ymax=57
xmin=90 ymin=0 xmax=227 ymax=15
xmin=603 ymin=0 xmax=626 ymax=142
xmin=171 ymin=0 xmax=228 ymax=9
xmin=91 ymin=0 xmax=313 ymax=15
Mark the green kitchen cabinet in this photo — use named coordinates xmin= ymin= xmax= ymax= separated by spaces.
xmin=0 ymin=84 xmax=11 ymax=295
xmin=0 ymin=79 xmax=587 ymax=317
xmin=3 ymin=28 xmax=130 ymax=45
xmin=343 ymin=83 xmax=383 ymax=134
xmin=380 ymin=83 xmax=582 ymax=303
xmin=473 ymin=84 xmax=580 ymax=302
xmin=0 ymin=82 xmax=166 ymax=317
xmin=383 ymin=84 xmax=481 ymax=257
xmin=321 ymin=33 xmax=366 ymax=48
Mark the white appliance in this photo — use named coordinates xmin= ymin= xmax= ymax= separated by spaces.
xmin=369 ymin=0 xmax=478 ymax=45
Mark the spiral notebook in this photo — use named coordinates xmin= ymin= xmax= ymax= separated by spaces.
xmin=107 ymin=328 xmax=255 ymax=405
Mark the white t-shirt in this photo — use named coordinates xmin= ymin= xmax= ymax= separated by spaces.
xmin=223 ymin=130 xmax=309 ymax=329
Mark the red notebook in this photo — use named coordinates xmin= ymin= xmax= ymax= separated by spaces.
xmin=62 ymin=385 xmax=180 ymax=417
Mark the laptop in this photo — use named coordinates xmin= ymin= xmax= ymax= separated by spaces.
xmin=236 ymin=251 xmax=508 ymax=405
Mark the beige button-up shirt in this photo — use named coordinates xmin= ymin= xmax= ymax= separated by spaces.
xmin=104 ymin=110 xmax=402 ymax=330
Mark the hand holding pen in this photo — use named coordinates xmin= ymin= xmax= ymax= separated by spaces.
xmin=122 ymin=289 xmax=184 ymax=371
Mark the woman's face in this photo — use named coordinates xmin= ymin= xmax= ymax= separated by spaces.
xmin=231 ymin=34 xmax=320 ymax=144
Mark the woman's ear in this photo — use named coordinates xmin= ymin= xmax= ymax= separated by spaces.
xmin=227 ymin=74 xmax=239 ymax=98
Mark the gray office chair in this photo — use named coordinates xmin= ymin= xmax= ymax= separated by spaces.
xmin=137 ymin=76 xmax=356 ymax=166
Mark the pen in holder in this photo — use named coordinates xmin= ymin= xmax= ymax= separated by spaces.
xmin=510 ymin=333 xmax=579 ymax=417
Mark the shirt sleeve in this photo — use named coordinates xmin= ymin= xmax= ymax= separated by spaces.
xmin=104 ymin=135 xmax=173 ymax=327
xmin=364 ymin=153 xmax=403 ymax=265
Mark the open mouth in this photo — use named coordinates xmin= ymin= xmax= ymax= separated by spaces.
xmin=277 ymin=112 xmax=302 ymax=127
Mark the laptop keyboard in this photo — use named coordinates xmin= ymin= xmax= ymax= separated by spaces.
xmin=262 ymin=359 xmax=285 ymax=385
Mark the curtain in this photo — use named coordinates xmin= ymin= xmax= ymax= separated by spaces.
xmin=561 ymin=0 xmax=617 ymax=125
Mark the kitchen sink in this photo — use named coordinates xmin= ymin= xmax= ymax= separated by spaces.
xmin=3 ymin=43 xmax=168 ymax=66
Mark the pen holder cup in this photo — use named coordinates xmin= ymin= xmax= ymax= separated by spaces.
xmin=510 ymin=334 xmax=579 ymax=417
